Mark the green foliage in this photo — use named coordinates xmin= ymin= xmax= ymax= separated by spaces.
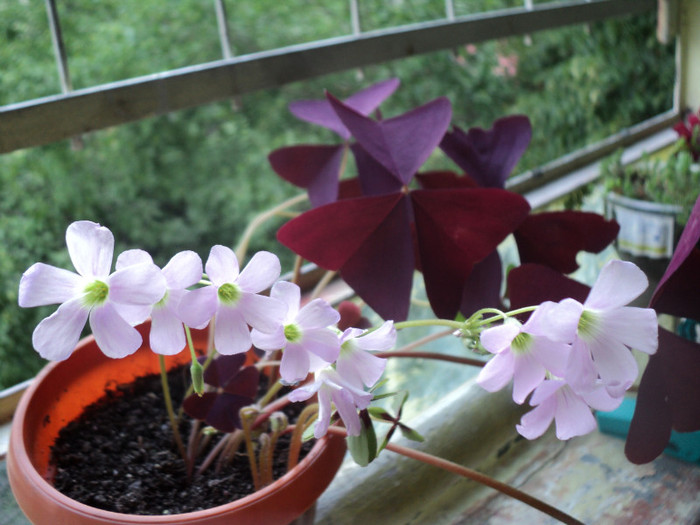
xmin=602 ymin=147 xmax=700 ymax=226
xmin=0 ymin=3 xmax=675 ymax=387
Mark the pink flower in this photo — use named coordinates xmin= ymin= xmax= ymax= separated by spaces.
xmin=288 ymin=367 xmax=374 ymax=437
xmin=558 ymin=260 xmax=659 ymax=397
xmin=251 ymin=281 xmax=340 ymax=384
xmin=18 ymin=221 xmax=166 ymax=360
xmin=516 ymin=378 xmax=622 ymax=440
xmin=178 ymin=246 xmax=285 ymax=355
xmin=476 ymin=302 xmax=571 ymax=404
xmin=115 ymin=249 xmax=203 ymax=355
xmin=336 ymin=321 xmax=395 ymax=389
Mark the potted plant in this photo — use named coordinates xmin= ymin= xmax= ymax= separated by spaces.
xmin=8 ymin=79 xmax=696 ymax=525
xmin=602 ymin=112 xmax=700 ymax=287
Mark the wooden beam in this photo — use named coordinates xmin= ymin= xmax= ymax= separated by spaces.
xmin=0 ymin=0 xmax=655 ymax=154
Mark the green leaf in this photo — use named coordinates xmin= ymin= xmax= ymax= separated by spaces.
xmin=399 ymin=424 xmax=425 ymax=443
xmin=346 ymin=410 xmax=377 ymax=467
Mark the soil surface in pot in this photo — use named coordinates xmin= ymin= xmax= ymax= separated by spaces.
xmin=50 ymin=365 xmax=312 ymax=515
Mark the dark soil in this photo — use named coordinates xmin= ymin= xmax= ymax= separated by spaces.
xmin=50 ymin=365 xmax=312 ymax=515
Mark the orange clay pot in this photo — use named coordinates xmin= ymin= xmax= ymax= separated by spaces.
xmin=8 ymin=321 xmax=346 ymax=525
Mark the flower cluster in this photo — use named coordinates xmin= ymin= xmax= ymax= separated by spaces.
xmin=476 ymin=259 xmax=658 ymax=440
xmin=18 ymin=220 xmax=396 ymax=437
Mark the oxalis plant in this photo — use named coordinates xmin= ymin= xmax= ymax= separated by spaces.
xmin=17 ymin=79 xmax=700 ymax=525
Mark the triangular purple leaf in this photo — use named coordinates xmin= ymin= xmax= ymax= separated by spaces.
xmin=206 ymin=393 xmax=254 ymax=433
xmin=222 ymin=366 xmax=259 ymax=398
xmin=268 ymin=144 xmax=346 ymax=207
xmin=182 ymin=392 xmax=217 ymax=421
xmin=440 ymin=115 xmax=531 ymax=188
xmin=412 ymin=188 xmax=530 ymax=319
xmin=508 ymin=263 xmax=591 ymax=320
xmin=351 ymin=143 xmax=404 ymax=196
xmin=278 ymin=193 xmax=415 ymax=320
xmin=289 ymin=78 xmax=400 ymax=140
xmin=650 ymin=195 xmax=700 ymax=319
xmin=203 ymin=354 xmax=246 ymax=388
xmin=460 ymin=250 xmax=503 ymax=317
xmin=327 ymin=93 xmax=452 ymax=185
xmin=626 ymin=328 xmax=700 ymax=463
xmin=514 ymin=211 xmax=620 ymax=274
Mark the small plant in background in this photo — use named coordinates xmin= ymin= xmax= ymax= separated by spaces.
xmin=602 ymin=148 xmax=700 ymax=226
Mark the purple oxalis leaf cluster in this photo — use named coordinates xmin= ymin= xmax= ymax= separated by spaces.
xmin=274 ymin=80 xmax=619 ymax=322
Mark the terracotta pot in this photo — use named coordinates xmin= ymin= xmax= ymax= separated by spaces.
xmin=8 ymin=321 xmax=346 ymax=525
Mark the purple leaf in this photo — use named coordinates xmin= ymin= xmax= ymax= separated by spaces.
xmin=351 ymin=143 xmax=404 ymax=196
xmin=650 ymin=195 xmax=700 ymax=319
xmin=514 ymin=211 xmax=620 ymax=274
xmin=412 ymin=188 xmax=530 ymax=319
xmin=203 ymin=353 xmax=246 ymax=388
xmin=416 ymin=170 xmax=479 ymax=190
xmin=268 ymin=144 xmax=346 ymax=207
xmin=508 ymin=263 xmax=591 ymax=315
xmin=289 ymin=78 xmax=400 ymax=140
xmin=205 ymin=393 xmax=254 ymax=433
xmin=182 ymin=392 xmax=216 ymax=421
xmin=460 ymin=251 xmax=503 ymax=317
xmin=278 ymin=193 xmax=415 ymax=320
xmin=327 ymin=93 xmax=452 ymax=185
xmin=626 ymin=328 xmax=700 ymax=464
xmin=440 ymin=115 xmax=531 ymax=188
xmin=222 ymin=365 xmax=259 ymax=398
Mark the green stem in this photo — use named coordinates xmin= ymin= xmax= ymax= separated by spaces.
xmin=376 ymin=350 xmax=485 ymax=367
xmin=158 ymin=355 xmax=188 ymax=468
xmin=393 ymin=319 xmax=464 ymax=331
xmin=258 ymin=380 xmax=284 ymax=408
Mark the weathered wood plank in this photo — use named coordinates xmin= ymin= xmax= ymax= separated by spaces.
xmin=0 ymin=0 xmax=654 ymax=154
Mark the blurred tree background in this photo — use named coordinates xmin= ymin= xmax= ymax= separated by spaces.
xmin=0 ymin=0 xmax=675 ymax=388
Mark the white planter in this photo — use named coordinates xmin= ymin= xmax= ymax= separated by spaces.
xmin=605 ymin=192 xmax=682 ymax=259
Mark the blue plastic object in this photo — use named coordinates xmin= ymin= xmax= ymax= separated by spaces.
xmin=597 ymin=397 xmax=700 ymax=463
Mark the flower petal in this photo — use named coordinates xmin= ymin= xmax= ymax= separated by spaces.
xmin=297 ymin=298 xmax=340 ymax=331
xmin=206 ymin=245 xmax=239 ymax=285
xmin=333 ymin=389 xmax=362 ymax=436
xmin=149 ymin=306 xmax=186 ymax=355
xmin=479 ymin=320 xmax=521 ymax=355
xmin=32 ymin=297 xmax=89 ymax=361
xmin=597 ymin=306 xmax=659 ymax=355
xmin=214 ymin=306 xmax=252 ymax=355
xmin=162 ymin=251 xmax=203 ymax=289
xmin=251 ymin=326 xmax=287 ymax=351
xmin=239 ymin=293 xmax=286 ymax=333
xmin=586 ymin=334 xmax=638 ymax=397
xmin=237 ymin=251 xmax=281 ymax=293
xmin=585 ymin=260 xmax=649 ymax=310
xmin=280 ymin=343 xmax=311 ymax=384
xmin=314 ymin=386 xmax=333 ymax=438
xmin=512 ymin=353 xmax=546 ymax=404
xmin=477 ymin=352 xmax=514 ymax=393
xmin=66 ymin=221 xmax=114 ymax=278
xmin=109 ymin=263 xmax=166 ymax=306
xmin=19 ymin=263 xmax=84 ymax=307
xmin=516 ymin=398 xmax=556 ymax=440
xmin=350 ymin=321 xmax=396 ymax=351
xmin=271 ymin=281 xmax=300 ymax=321
xmin=115 ymin=249 xmax=153 ymax=270
xmin=336 ymin=347 xmax=386 ymax=388
xmin=553 ymin=387 xmax=598 ymax=440
xmin=90 ymin=302 xmax=143 ymax=358
xmin=301 ymin=328 xmax=340 ymax=363
xmin=178 ymin=286 xmax=218 ymax=329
